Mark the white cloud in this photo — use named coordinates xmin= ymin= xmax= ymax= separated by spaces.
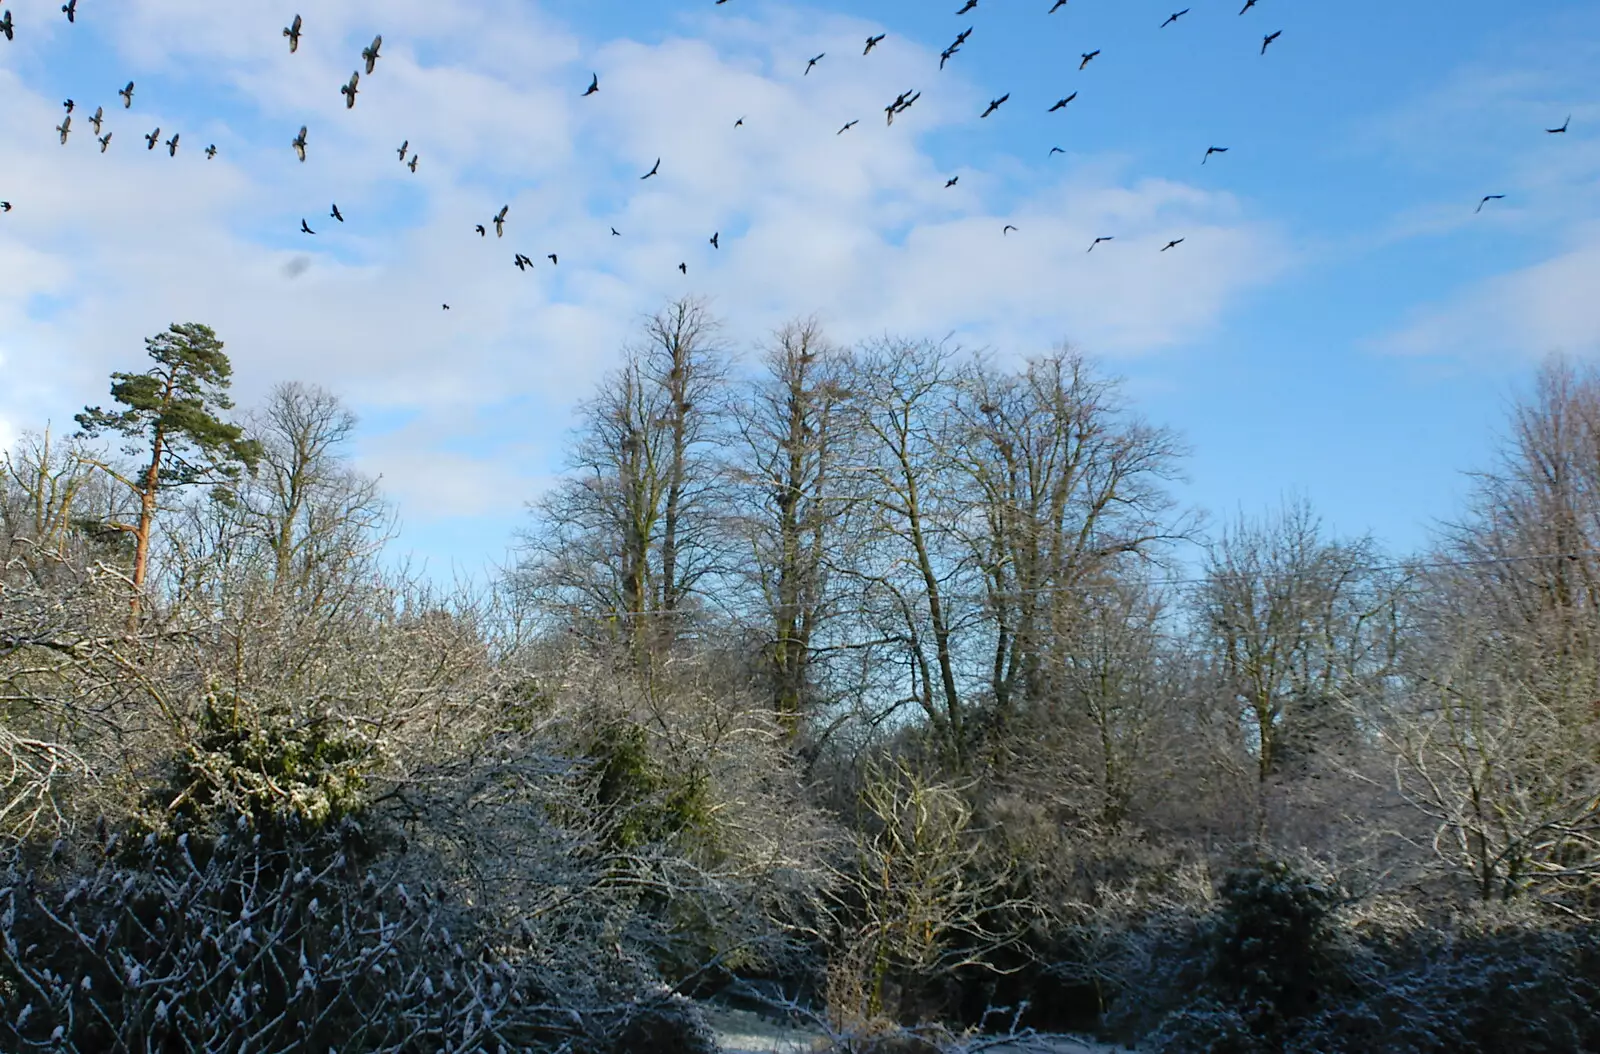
xmin=0 ymin=1 xmax=1286 ymax=534
xmin=1378 ymin=234 xmax=1600 ymax=363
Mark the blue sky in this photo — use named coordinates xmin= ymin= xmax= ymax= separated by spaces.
xmin=1 ymin=0 xmax=1597 ymax=584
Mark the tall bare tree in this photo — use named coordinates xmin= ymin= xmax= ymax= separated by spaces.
xmin=730 ymin=319 xmax=856 ymax=741
xmin=241 ymin=382 xmax=391 ymax=607
xmin=516 ymin=299 xmax=729 ymax=659
xmin=954 ymin=349 xmax=1187 ymax=726
xmin=1197 ymin=498 xmax=1402 ymax=838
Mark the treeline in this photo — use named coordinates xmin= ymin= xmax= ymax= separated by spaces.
xmin=3 ymin=306 xmax=1600 ymax=1052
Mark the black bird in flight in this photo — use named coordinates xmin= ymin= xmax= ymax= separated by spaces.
xmin=284 ymin=14 xmax=302 ymax=53
xmin=398 ymin=139 xmax=409 ymax=161
xmin=341 ymin=71 xmax=360 ymax=108
xmin=1 ymin=10 xmax=13 ymax=41
xmin=957 ymin=0 xmax=978 ymax=12
xmin=734 ymin=116 xmax=744 ymax=127
xmin=583 ymin=72 xmax=598 ymax=96
xmin=1162 ymin=238 xmax=1184 ymax=251
xmin=710 ymin=232 xmax=720 ymax=248
xmin=611 ymin=227 xmax=621 ymax=236
xmin=301 ymin=218 xmax=315 ymax=234
xmin=1088 ymin=236 xmax=1113 ymax=251
xmin=362 ymin=35 xmax=382 ymax=74
xmin=442 ymin=303 xmax=450 ymax=310
xmin=0 ymin=202 xmax=9 ymax=211
xmin=514 ymin=254 xmax=532 ymax=271
xmin=864 ymin=33 xmax=885 ymax=55
xmin=144 ymin=126 xmax=160 ymax=150
xmin=1162 ymin=9 xmax=1189 ymax=27
xmin=1239 ymin=0 xmax=1257 ymax=12
xmin=63 ymin=0 xmax=75 ymax=23
xmin=1261 ymin=31 xmax=1280 ymax=54
xmin=1048 ymin=92 xmax=1077 ymax=112
xmin=493 ymin=205 xmax=509 ymax=237
xmin=1049 ymin=146 xmax=1064 ymax=155
xmin=1002 ymin=224 xmax=1018 ymax=235
xmin=838 ymin=119 xmax=858 ymax=134
xmin=205 ymin=143 xmax=216 ymax=158
xmin=679 ymin=262 xmax=688 ymax=274
xmin=1203 ymin=145 xmax=1228 ymax=163
xmin=1476 ymin=194 xmax=1504 ymax=213
xmin=547 ymin=253 xmax=558 ymax=265
xmin=119 ymin=81 xmax=134 ymax=108
xmin=805 ymin=53 xmax=824 ymax=75
xmin=165 ymin=132 xmax=179 ymax=156
xmin=63 ymin=99 xmax=75 ymax=114
xmin=1050 ymin=0 xmax=1068 ymax=11
xmin=475 ymin=224 xmax=486 ymax=236
xmin=1079 ymin=50 xmax=1100 ymax=70
xmin=1547 ymin=115 xmax=1570 ymax=134
xmin=408 ymin=153 xmax=418 ymax=172
xmin=88 ymin=105 xmax=103 ymax=134
xmin=980 ymin=93 xmax=1009 ymax=118
xmin=57 ymin=116 xmax=72 ymax=144
xmin=641 ymin=158 xmax=660 ymax=179
xmin=292 ymin=125 xmax=307 ymax=162
xmin=945 ymin=176 xmax=959 ymax=187
xmin=98 ymin=132 xmax=112 ymax=152
xmin=940 ymin=27 xmax=972 ymax=69
xmin=886 ymin=89 xmax=921 ymax=125
xmin=331 ymin=203 xmax=344 ymax=222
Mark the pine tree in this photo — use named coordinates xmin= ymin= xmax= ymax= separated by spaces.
xmin=75 ymin=323 xmax=261 ymax=629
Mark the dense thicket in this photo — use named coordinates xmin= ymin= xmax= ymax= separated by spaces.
xmin=4 ymin=304 xmax=1598 ymax=1051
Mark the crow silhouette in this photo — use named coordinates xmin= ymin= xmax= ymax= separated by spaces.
xmin=1261 ymin=30 xmax=1280 ymax=54
xmin=62 ymin=0 xmax=76 ymax=23
xmin=1162 ymin=9 xmax=1189 ymax=26
xmin=1079 ymin=50 xmax=1100 ymax=70
xmin=864 ymin=33 xmax=885 ymax=54
xmin=1547 ymin=115 xmax=1570 ymax=134
xmin=1162 ymin=238 xmax=1184 ymax=251
xmin=1203 ymin=145 xmax=1228 ymax=164
xmin=583 ymin=72 xmax=598 ymax=96
xmin=165 ymin=132 xmax=179 ymax=156
xmin=641 ymin=158 xmax=661 ymax=179
xmin=980 ymin=93 xmax=1009 ymax=118
xmin=1476 ymin=194 xmax=1504 ymax=213
xmin=805 ymin=53 xmax=824 ymax=75
xmin=331 ymin=203 xmax=344 ymax=222
xmin=1088 ymin=236 xmax=1113 ymax=251
xmin=301 ymin=218 xmax=315 ymax=234
xmin=1048 ymin=92 xmax=1077 ymax=112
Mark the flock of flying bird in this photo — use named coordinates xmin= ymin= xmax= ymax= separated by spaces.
xmin=0 ymin=0 xmax=1579 ymax=308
